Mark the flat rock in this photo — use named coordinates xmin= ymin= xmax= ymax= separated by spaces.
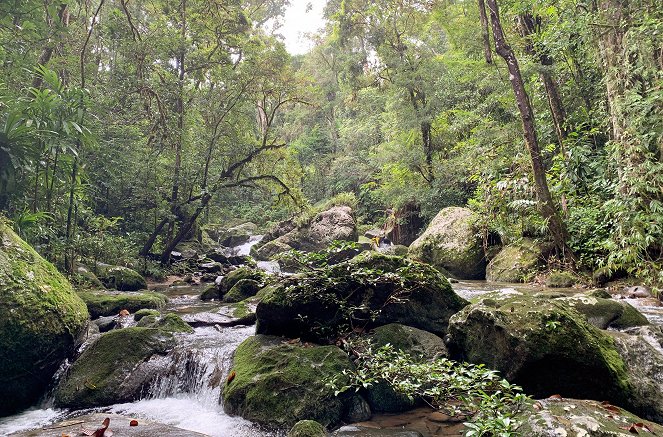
xmin=332 ymin=425 xmax=423 ymax=436
xmin=8 ymin=413 xmax=206 ymax=437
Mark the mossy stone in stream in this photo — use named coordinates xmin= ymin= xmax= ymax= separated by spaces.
xmin=222 ymin=279 xmax=262 ymax=303
xmin=96 ymin=265 xmax=147 ymax=291
xmin=558 ymin=295 xmax=648 ymax=330
xmin=256 ymin=252 xmax=468 ymax=343
xmin=134 ymin=308 xmax=161 ymax=321
xmin=0 ymin=220 xmax=89 ymax=416
xmin=485 ymin=238 xmax=543 ymax=283
xmin=219 ymin=267 xmax=265 ymax=295
xmin=288 ymin=420 xmax=328 ymax=437
xmin=54 ymin=327 xmax=175 ymax=408
xmin=223 ymin=335 xmax=358 ymax=429
xmin=546 ymin=270 xmax=576 ymax=288
xmin=77 ymin=290 xmax=167 ymax=318
xmin=200 ymin=284 xmax=220 ymax=301
xmin=447 ymin=295 xmax=633 ymax=407
xmin=369 ymin=323 xmax=447 ymax=361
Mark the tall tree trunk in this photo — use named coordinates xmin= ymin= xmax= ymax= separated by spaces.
xmin=478 ymin=0 xmax=493 ymax=63
xmin=160 ymin=194 xmax=211 ymax=264
xmin=421 ymin=121 xmax=434 ymax=184
xmin=32 ymin=3 xmax=70 ymax=89
xmin=140 ymin=217 xmax=169 ymax=256
xmin=486 ymin=0 xmax=574 ymax=261
xmin=517 ymin=13 xmax=567 ymax=150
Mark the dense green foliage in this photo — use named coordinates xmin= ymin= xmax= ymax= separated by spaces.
xmin=329 ymin=340 xmax=528 ymax=436
xmin=0 ymin=0 xmax=661 ymax=285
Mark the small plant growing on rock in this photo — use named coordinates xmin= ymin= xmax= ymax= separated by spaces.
xmin=329 ymin=339 xmax=528 ymax=436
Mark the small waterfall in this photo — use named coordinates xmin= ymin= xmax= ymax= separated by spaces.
xmin=232 ymin=235 xmax=264 ymax=256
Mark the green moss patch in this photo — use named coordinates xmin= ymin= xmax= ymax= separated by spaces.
xmin=78 ymin=290 xmax=167 ymax=318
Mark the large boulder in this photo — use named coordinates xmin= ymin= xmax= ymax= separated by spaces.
xmin=223 ymin=335 xmax=366 ymax=429
xmin=54 ymin=327 xmax=176 ymax=408
xmin=252 ymin=206 xmax=357 ymax=260
xmin=517 ymin=398 xmax=663 ymax=436
xmin=0 ymin=221 xmax=89 ymax=416
xmin=485 ymin=238 xmax=543 ymax=283
xmin=610 ymin=326 xmax=663 ymax=422
xmin=200 ymin=267 xmax=265 ymax=301
xmin=96 ymin=265 xmax=147 ymax=291
xmin=408 ymin=207 xmax=485 ymax=279
xmin=77 ymin=290 xmax=167 ymax=318
xmin=446 ymin=294 xmax=642 ymax=413
xmin=256 ymin=253 xmax=468 ymax=343
xmin=368 ymin=323 xmax=447 ymax=361
xmin=559 ymin=295 xmax=649 ymax=330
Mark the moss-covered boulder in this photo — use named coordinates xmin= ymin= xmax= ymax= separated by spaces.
xmin=220 ymin=267 xmax=265 ymax=294
xmin=77 ymin=290 xmax=167 ymax=318
xmin=134 ymin=308 xmax=161 ymax=321
xmin=73 ymin=264 xmax=104 ymax=289
xmin=546 ymin=270 xmax=576 ymax=288
xmin=96 ymin=265 xmax=147 ymax=291
xmin=610 ymin=326 xmax=663 ymax=422
xmin=54 ymin=327 xmax=175 ymax=408
xmin=517 ymin=398 xmax=663 ymax=436
xmin=288 ymin=420 xmax=329 ymax=437
xmin=446 ymin=295 xmax=632 ymax=407
xmin=223 ymin=279 xmax=263 ymax=303
xmin=256 ymin=253 xmax=468 ymax=343
xmin=200 ymin=284 xmax=219 ymax=301
xmin=369 ymin=323 xmax=447 ymax=361
xmin=559 ymin=295 xmax=649 ymax=330
xmin=485 ymin=239 xmax=542 ymax=283
xmin=0 ymin=221 xmax=89 ymax=416
xmin=223 ymin=335 xmax=363 ymax=429
xmin=408 ymin=207 xmax=485 ymax=279
xmin=252 ymin=239 xmax=293 ymax=261
xmin=136 ymin=313 xmax=194 ymax=334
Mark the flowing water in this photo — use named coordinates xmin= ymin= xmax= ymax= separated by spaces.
xmin=2 ymin=251 xmax=661 ymax=435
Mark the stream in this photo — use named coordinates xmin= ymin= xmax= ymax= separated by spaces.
xmin=1 ymin=240 xmax=661 ymax=436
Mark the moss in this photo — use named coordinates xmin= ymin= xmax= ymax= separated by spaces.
xmin=136 ymin=314 xmax=159 ymax=327
xmin=54 ymin=327 xmax=175 ymax=408
xmin=97 ymin=265 xmax=147 ymax=291
xmin=256 ymin=253 xmax=468 ymax=343
xmin=231 ymin=300 xmax=251 ymax=319
xmin=559 ymin=295 xmax=649 ymax=330
xmin=223 ymin=279 xmax=262 ymax=303
xmin=486 ymin=239 xmax=542 ymax=283
xmin=154 ymin=313 xmax=194 ymax=333
xmin=223 ymin=335 xmax=354 ymax=429
xmin=546 ymin=270 xmax=576 ymax=288
xmin=369 ymin=323 xmax=447 ymax=361
xmin=77 ymin=290 xmax=167 ymax=318
xmin=134 ymin=308 xmax=161 ymax=321
xmin=0 ymin=221 xmax=89 ymax=415
xmin=447 ymin=295 xmax=633 ymax=407
xmin=288 ymin=420 xmax=328 ymax=437
xmin=200 ymin=284 xmax=220 ymax=301
xmin=219 ymin=267 xmax=265 ymax=295
xmin=408 ymin=207 xmax=485 ymax=279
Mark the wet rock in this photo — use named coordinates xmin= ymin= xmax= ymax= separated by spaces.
xmin=200 ymin=284 xmax=220 ymax=301
xmin=137 ymin=313 xmax=194 ymax=334
xmin=181 ymin=310 xmax=256 ymax=328
xmin=77 ymin=290 xmax=167 ymax=318
xmin=288 ymin=420 xmax=329 ymax=437
xmin=517 ymin=398 xmax=663 ymax=436
xmin=7 ymin=413 xmax=208 ymax=437
xmin=0 ymin=222 xmax=89 ymax=415
xmin=624 ymin=285 xmax=651 ymax=299
xmin=546 ymin=270 xmax=576 ymax=288
xmin=223 ymin=335 xmax=358 ymax=429
xmin=134 ymin=308 xmax=160 ymax=321
xmin=369 ymin=324 xmax=447 ymax=361
xmin=486 ymin=238 xmax=543 ymax=283
xmin=408 ymin=207 xmax=485 ymax=280
xmin=332 ymin=426 xmax=424 ymax=437
xmin=446 ymin=295 xmax=633 ymax=407
xmin=54 ymin=327 xmax=176 ymax=408
xmin=365 ymin=381 xmax=417 ymax=414
xmin=559 ymin=294 xmax=649 ymax=330
xmin=343 ymin=395 xmax=372 ymax=423
xmin=219 ymin=267 xmax=265 ymax=296
xmin=198 ymin=261 xmax=223 ymax=273
xmin=610 ymin=325 xmax=663 ymax=422
xmin=256 ymin=253 xmax=468 ymax=343
xmin=96 ymin=265 xmax=148 ymax=291
xmin=252 ymin=206 xmax=357 ymax=260
xmin=222 ymin=278 xmax=263 ymax=303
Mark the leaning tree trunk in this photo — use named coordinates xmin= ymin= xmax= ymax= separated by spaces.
xmin=517 ymin=13 xmax=567 ymax=150
xmin=486 ymin=0 xmax=574 ymax=261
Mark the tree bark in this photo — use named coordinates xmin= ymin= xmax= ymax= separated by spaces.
xmin=517 ymin=13 xmax=567 ymax=150
xmin=486 ymin=0 xmax=574 ymax=261
xmin=478 ymin=0 xmax=493 ymax=64
xmin=32 ymin=3 xmax=70 ymax=89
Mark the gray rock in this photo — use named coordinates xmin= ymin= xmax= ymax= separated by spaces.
xmin=332 ymin=426 xmax=424 ymax=437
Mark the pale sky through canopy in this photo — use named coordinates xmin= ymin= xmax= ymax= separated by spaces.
xmin=281 ymin=0 xmax=326 ymax=55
